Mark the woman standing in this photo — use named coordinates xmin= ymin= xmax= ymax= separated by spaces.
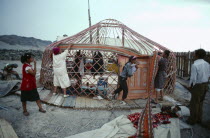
xmin=53 ymin=44 xmax=72 ymax=97
xmin=20 ymin=53 xmax=46 ymax=116
xmin=154 ymin=50 xmax=170 ymax=102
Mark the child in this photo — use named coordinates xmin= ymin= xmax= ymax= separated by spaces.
xmin=20 ymin=53 xmax=46 ymax=116
xmin=111 ymin=56 xmax=138 ymax=105
xmin=53 ymin=44 xmax=73 ymax=97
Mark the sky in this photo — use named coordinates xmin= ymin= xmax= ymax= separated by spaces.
xmin=0 ymin=0 xmax=210 ymax=52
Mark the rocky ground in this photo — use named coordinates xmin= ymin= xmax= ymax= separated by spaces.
xmin=0 ymin=95 xmax=134 ymax=138
xmin=1 ymin=94 xmax=210 ymax=138
xmin=0 ymin=50 xmax=43 ymax=60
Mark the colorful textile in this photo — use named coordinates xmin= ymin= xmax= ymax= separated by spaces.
xmin=127 ymin=112 xmax=171 ymax=129
xmin=127 ymin=112 xmax=172 ymax=138
xmin=153 ymin=113 xmax=171 ymax=128
xmin=127 ymin=113 xmax=141 ymax=129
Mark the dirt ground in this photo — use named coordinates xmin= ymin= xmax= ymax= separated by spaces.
xmin=0 ymin=95 xmax=134 ymax=138
xmin=1 ymin=94 xmax=210 ymax=138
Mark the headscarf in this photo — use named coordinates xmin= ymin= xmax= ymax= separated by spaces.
xmin=53 ymin=47 xmax=60 ymax=55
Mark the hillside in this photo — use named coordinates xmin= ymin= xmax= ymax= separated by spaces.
xmin=0 ymin=35 xmax=52 ymax=51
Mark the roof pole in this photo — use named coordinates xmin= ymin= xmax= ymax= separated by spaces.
xmin=97 ymin=27 xmax=100 ymax=44
xmin=88 ymin=0 xmax=92 ymax=43
xmin=122 ymin=29 xmax=125 ymax=47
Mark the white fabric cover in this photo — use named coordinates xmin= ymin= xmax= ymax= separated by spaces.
xmin=176 ymin=106 xmax=190 ymax=117
xmin=154 ymin=118 xmax=180 ymax=138
xmin=66 ymin=112 xmax=181 ymax=138
xmin=65 ymin=115 xmax=136 ymax=138
xmin=53 ymin=50 xmax=71 ymax=88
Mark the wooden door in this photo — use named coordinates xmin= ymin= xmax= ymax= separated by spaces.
xmin=118 ymin=55 xmax=150 ymax=99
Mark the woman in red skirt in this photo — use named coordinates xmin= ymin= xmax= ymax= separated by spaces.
xmin=20 ymin=53 xmax=46 ymax=116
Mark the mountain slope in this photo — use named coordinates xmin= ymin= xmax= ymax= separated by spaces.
xmin=0 ymin=35 xmax=52 ymax=51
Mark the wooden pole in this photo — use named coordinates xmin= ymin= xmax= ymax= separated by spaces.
xmin=183 ymin=52 xmax=188 ymax=77
xmin=96 ymin=27 xmax=100 ymax=44
xmin=88 ymin=0 xmax=92 ymax=43
xmin=122 ymin=29 xmax=125 ymax=47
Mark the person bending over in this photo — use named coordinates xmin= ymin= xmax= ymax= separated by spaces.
xmin=3 ymin=63 xmax=21 ymax=80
